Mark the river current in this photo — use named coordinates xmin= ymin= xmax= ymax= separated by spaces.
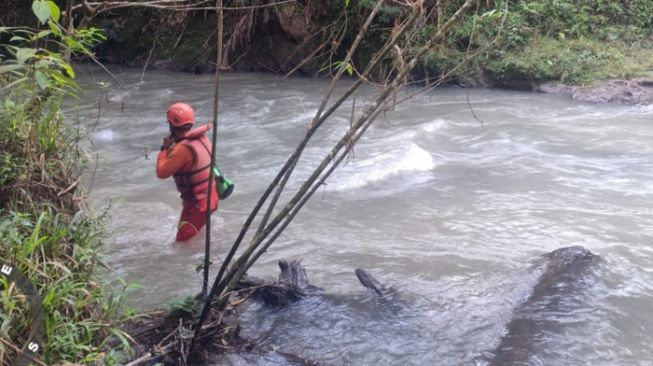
xmin=73 ymin=67 xmax=653 ymax=366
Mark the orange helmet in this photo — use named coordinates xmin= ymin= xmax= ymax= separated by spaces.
xmin=166 ymin=102 xmax=195 ymax=128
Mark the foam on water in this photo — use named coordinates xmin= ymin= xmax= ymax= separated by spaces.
xmin=420 ymin=118 xmax=448 ymax=132
xmin=327 ymin=143 xmax=436 ymax=191
xmin=92 ymin=128 xmax=119 ymax=142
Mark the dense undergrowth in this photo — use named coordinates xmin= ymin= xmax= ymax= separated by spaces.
xmin=0 ymin=2 xmax=133 ymax=364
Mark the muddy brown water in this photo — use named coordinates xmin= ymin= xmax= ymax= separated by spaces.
xmin=72 ymin=66 xmax=653 ymax=365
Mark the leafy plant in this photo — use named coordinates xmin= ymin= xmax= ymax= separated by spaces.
xmin=0 ymin=1 xmax=132 ymax=365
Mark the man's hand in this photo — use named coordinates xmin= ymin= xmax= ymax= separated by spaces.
xmin=161 ymin=135 xmax=174 ymax=151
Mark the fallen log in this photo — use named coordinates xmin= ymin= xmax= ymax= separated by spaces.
xmin=355 ymin=268 xmax=389 ymax=297
xmin=121 ymin=259 xmax=324 ymax=365
xmin=121 ymin=260 xmax=404 ymax=365
xmin=235 ymin=259 xmax=322 ymax=307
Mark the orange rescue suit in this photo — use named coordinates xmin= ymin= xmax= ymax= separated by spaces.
xmin=156 ymin=126 xmax=218 ymax=241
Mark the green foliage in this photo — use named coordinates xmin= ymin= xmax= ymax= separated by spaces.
xmin=0 ymin=1 xmax=132 ymax=364
xmin=32 ymin=0 xmax=60 ymax=25
xmin=321 ymin=60 xmax=355 ymax=76
xmin=0 ymin=210 xmax=136 ymax=363
xmin=167 ymin=295 xmax=200 ymax=318
xmin=318 ymin=0 xmax=652 ymax=84
xmin=0 ymin=17 xmax=105 ymax=94
xmin=485 ymin=37 xmax=633 ymax=84
xmin=417 ymin=0 xmax=653 ymax=85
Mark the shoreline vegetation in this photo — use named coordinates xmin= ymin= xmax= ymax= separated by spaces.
xmin=0 ymin=2 xmax=135 ymax=364
xmin=0 ymin=0 xmax=652 ymax=365
xmin=4 ymin=1 xmax=648 ymax=103
xmin=72 ymin=2 xmax=653 ymax=92
xmin=3 ymin=2 xmax=652 ymax=85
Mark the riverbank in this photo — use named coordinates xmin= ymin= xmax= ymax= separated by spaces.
xmin=537 ymin=75 xmax=653 ymax=105
xmin=83 ymin=1 xmax=653 ymax=102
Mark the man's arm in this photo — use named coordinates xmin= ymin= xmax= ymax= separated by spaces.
xmin=156 ymin=144 xmax=193 ymax=179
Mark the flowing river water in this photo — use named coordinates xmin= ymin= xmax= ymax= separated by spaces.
xmin=72 ymin=67 xmax=653 ymax=365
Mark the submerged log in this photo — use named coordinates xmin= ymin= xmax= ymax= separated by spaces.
xmin=354 ymin=268 xmax=405 ymax=315
xmin=235 ymin=259 xmax=322 ymax=307
xmin=123 ymin=260 xmax=401 ymax=365
xmin=355 ymin=268 xmax=389 ymax=297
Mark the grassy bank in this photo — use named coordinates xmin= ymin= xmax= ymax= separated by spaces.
xmin=0 ymin=2 xmax=132 ymax=364
xmin=418 ymin=0 xmax=653 ymax=85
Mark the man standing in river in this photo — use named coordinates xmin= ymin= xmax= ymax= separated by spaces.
xmin=156 ymin=102 xmax=218 ymax=241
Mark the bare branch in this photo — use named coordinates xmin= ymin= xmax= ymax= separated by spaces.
xmin=71 ymin=0 xmax=297 ymax=14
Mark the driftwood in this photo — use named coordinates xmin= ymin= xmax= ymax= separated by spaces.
xmin=235 ymin=259 xmax=322 ymax=307
xmin=122 ymin=260 xmax=402 ymax=365
xmin=239 ymin=260 xmax=400 ymax=307
xmin=355 ymin=268 xmax=390 ymax=297
xmin=192 ymin=3 xmax=479 ymax=349
xmin=239 ymin=261 xmax=402 ymax=308
xmin=122 ymin=260 xmax=325 ymax=365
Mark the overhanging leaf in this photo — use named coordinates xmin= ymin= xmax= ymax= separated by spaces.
xmin=16 ymin=48 xmax=37 ymax=65
xmin=33 ymin=30 xmax=53 ymax=41
xmin=61 ymin=63 xmax=75 ymax=78
xmin=45 ymin=1 xmax=60 ymax=22
xmin=0 ymin=64 xmax=23 ymax=75
xmin=35 ymin=70 xmax=49 ymax=90
xmin=10 ymin=35 xmax=28 ymax=43
xmin=32 ymin=0 xmax=52 ymax=25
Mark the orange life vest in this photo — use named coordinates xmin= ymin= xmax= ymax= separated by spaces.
xmin=173 ymin=124 xmax=216 ymax=205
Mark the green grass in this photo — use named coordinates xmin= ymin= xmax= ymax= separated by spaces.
xmin=485 ymin=37 xmax=653 ymax=85
xmin=0 ymin=6 xmax=136 ymax=362
xmin=418 ymin=36 xmax=653 ymax=86
xmin=0 ymin=95 xmax=136 ymax=364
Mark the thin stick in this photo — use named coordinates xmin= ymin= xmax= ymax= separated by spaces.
xmin=202 ymin=0 xmax=223 ymax=300
xmin=249 ymin=101 xmax=395 ymax=273
xmin=202 ymin=0 xmax=405 ymax=315
xmin=254 ymin=0 xmax=388 ymax=236
xmin=88 ymin=53 xmax=126 ymax=89
xmin=140 ymin=40 xmax=156 ymax=83
xmin=124 ymin=352 xmax=153 ymax=366
xmin=216 ymin=0 xmax=476 ymax=312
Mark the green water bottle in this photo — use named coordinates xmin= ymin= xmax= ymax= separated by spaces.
xmin=212 ymin=165 xmax=234 ymax=200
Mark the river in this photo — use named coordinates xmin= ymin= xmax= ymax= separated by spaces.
xmin=73 ymin=66 xmax=653 ymax=366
